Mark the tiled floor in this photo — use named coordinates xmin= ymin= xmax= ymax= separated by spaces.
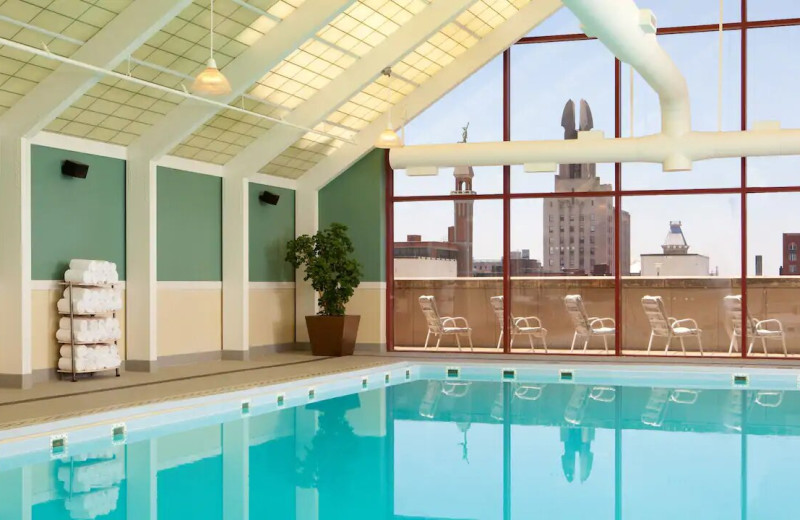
xmin=0 ymin=353 xmax=393 ymax=430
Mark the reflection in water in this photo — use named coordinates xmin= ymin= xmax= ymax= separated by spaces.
xmin=560 ymin=426 xmax=595 ymax=483
xmin=8 ymin=380 xmax=800 ymax=519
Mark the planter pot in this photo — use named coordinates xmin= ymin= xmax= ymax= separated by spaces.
xmin=305 ymin=315 xmax=360 ymax=356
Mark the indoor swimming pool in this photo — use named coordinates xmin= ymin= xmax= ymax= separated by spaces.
xmin=1 ymin=363 xmax=799 ymax=519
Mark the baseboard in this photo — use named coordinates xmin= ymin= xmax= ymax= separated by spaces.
xmin=221 ymin=350 xmax=250 ymax=361
xmin=158 ymin=350 xmax=221 ymax=368
xmin=126 ymin=359 xmax=158 ymax=372
xmin=355 ymin=343 xmax=386 ymax=354
xmin=0 ymin=373 xmax=33 ymax=389
xmin=248 ymin=343 xmax=302 ymax=356
xmin=33 ymin=368 xmax=60 ymax=384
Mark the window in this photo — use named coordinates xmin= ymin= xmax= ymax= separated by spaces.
xmin=791 ymin=266 xmax=798 ymax=274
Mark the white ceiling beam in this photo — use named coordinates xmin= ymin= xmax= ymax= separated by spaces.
xmin=129 ymin=0 xmax=354 ymax=160
xmin=0 ymin=0 xmax=191 ymax=139
xmin=224 ymin=0 xmax=478 ymax=177
xmin=299 ymin=0 xmax=564 ymax=192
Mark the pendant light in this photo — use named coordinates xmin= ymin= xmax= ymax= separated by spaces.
xmin=192 ymin=0 xmax=231 ymax=96
xmin=375 ymin=67 xmax=403 ymax=149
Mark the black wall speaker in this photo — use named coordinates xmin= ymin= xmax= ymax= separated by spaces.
xmin=259 ymin=190 xmax=280 ymax=205
xmin=61 ymin=160 xmax=89 ymax=179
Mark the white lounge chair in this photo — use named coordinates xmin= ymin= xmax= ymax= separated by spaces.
xmin=489 ymin=295 xmax=548 ymax=351
xmin=723 ymin=295 xmax=787 ymax=356
xmin=418 ymin=295 xmax=473 ymax=351
xmin=564 ymin=295 xmax=615 ymax=352
xmin=641 ymin=388 xmax=699 ymax=428
xmin=641 ymin=295 xmax=703 ymax=355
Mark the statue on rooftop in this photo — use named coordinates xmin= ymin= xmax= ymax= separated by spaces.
xmin=460 ymin=122 xmax=469 ymax=143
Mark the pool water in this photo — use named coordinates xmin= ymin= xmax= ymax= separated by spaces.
xmin=2 ymin=378 xmax=798 ymax=519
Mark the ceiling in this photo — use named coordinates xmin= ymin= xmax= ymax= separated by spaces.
xmin=0 ymin=0 xmax=555 ymax=181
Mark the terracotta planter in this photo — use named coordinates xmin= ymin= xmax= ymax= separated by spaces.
xmin=305 ymin=315 xmax=360 ymax=356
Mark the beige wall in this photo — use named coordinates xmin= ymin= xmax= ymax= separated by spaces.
xmin=346 ymin=284 xmax=386 ymax=346
xmin=31 ymin=287 xmax=127 ymax=371
xmin=157 ymin=286 xmax=221 ymax=357
xmin=249 ymin=284 xmax=295 ymax=346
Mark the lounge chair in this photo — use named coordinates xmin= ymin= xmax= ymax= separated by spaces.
xmin=641 ymin=388 xmax=699 ymax=427
xmin=489 ymin=295 xmax=548 ymax=351
xmin=641 ymin=295 xmax=703 ymax=355
xmin=564 ymin=295 xmax=615 ymax=352
xmin=418 ymin=295 xmax=473 ymax=351
xmin=723 ymin=295 xmax=787 ymax=356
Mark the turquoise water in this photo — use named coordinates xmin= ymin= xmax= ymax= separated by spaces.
xmin=2 ymin=379 xmax=799 ymax=519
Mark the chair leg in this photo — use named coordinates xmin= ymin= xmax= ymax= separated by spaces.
xmin=455 ymin=334 xmax=462 ymax=351
xmin=697 ymin=334 xmax=703 ymax=356
xmin=510 ymin=333 xmax=516 ymax=350
xmin=647 ymin=332 xmax=655 ymax=353
xmin=424 ymin=330 xmax=431 ymax=349
xmin=782 ymin=335 xmax=788 ymax=357
xmin=664 ymin=336 xmax=672 ymax=354
xmin=602 ymin=335 xmax=609 ymax=353
xmin=571 ymin=332 xmax=578 ymax=351
xmin=542 ymin=335 xmax=548 ymax=354
xmin=435 ymin=335 xmax=442 ymax=350
xmin=747 ymin=339 xmax=755 ymax=355
xmin=468 ymin=332 xmax=474 ymax=352
xmin=583 ymin=337 xmax=589 ymax=352
xmin=496 ymin=330 xmax=503 ymax=350
xmin=528 ymin=334 xmax=535 ymax=352
xmin=762 ymin=337 xmax=768 ymax=355
xmin=728 ymin=335 xmax=737 ymax=354
xmin=679 ymin=337 xmax=686 ymax=354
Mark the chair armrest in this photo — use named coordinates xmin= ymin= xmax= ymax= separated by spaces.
xmin=515 ymin=316 xmax=543 ymax=328
xmin=442 ymin=316 xmax=470 ymax=328
xmin=671 ymin=318 xmax=700 ymax=330
xmin=589 ymin=317 xmax=615 ymax=329
xmin=755 ymin=318 xmax=783 ymax=332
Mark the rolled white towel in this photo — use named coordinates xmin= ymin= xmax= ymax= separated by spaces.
xmin=58 ymin=357 xmax=93 ymax=372
xmin=69 ymin=259 xmax=99 ymax=271
xmin=64 ymin=269 xmax=98 ymax=284
xmin=59 ymin=345 xmax=90 ymax=358
xmin=57 ymin=298 xmax=92 ymax=315
xmin=56 ymin=329 xmax=97 ymax=343
xmin=59 ymin=317 xmax=98 ymax=332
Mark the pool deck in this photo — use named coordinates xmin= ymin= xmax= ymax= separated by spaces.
xmin=3 ymin=350 xmax=800 ymax=431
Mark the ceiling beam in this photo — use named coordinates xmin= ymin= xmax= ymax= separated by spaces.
xmin=224 ymin=0 xmax=479 ymax=177
xmin=129 ymin=0 xmax=354 ymax=160
xmin=298 ymin=0 xmax=564 ymax=192
xmin=0 ymin=0 xmax=191 ymax=138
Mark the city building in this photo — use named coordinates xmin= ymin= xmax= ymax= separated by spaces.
xmin=781 ymin=233 xmax=800 ymax=275
xmin=640 ymin=221 xmax=711 ymax=276
xmin=543 ymin=99 xmax=631 ymax=275
xmin=473 ymin=250 xmax=543 ymax=277
xmin=393 ymin=234 xmax=458 ymax=278
xmin=452 ymin=164 xmax=475 ymax=277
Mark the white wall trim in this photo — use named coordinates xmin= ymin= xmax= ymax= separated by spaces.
xmin=249 ymin=281 xmax=296 ymax=290
xmin=248 ymin=173 xmax=297 ymax=190
xmin=357 ymin=282 xmax=387 ymax=290
xmin=30 ymin=131 xmax=127 ymax=160
xmin=31 ymin=280 xmax=127 ymax=291
xmin=156 ymin=155 xmax=224 ymax=177
xmin=158 ymin=281 xmax=222 ymax=290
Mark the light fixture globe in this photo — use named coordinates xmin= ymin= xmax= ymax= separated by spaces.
xmin=192 ymin=57 xmax=231 ymax=96
xmin=375 ymin=126 xmax=402 ymax=149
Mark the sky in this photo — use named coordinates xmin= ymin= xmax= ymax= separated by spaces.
xmin=393 ymin=3 xmax=800 ymax=277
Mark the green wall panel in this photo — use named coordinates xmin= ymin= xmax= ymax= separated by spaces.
xmin=31 ymin=145 xmax=126 ymax=280
xmin=249 ymin=183 xmax=295 ymax=282
xmin=319 ymin=149 xmax=386 ymax=282
xmin=157 ymin=167 xmax=222 ymax=281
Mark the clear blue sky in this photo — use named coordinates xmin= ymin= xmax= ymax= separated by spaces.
xmin=394 ymin=4 xmax=799 ymax=277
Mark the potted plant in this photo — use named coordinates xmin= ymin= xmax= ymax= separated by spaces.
xmin=285 ymin=223 xmax=363 ymax=356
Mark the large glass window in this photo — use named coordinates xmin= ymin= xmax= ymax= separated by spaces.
xmin=388 ymin=2 xmax=800 ymax=359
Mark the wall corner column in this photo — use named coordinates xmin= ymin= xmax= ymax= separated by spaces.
xmin=223 ymin=175 xmax=249 ymax=359
xmin=294 ymin=184 xmax=319 ymax=343
xmin=0 ymin=136 xmax=32 ymax=388
xmin=126 ymin=155 xmax=158 ymax=371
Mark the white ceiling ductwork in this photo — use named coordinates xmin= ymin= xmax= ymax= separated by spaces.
xmin=391 ymin=0 xmax=800 ymax=174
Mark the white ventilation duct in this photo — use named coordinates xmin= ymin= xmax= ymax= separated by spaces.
xmin=391 ymin=0 xmax=800 ymax=173
xmin=564 ymin=0 xmax=690 ymax=139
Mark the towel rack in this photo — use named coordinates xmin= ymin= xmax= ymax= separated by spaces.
xmin=57 ymin=281 xmax=121 ymax=382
